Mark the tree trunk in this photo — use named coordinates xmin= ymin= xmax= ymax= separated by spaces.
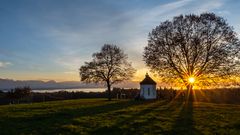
xmin=107 ymin=80 xmax=111 ymax=101
xmin=186 ymin=84 xmax=194 ymax=102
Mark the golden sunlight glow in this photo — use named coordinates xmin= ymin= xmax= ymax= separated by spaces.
xmin=132 ymin=68 xmax=159 ymax=82
xmin=188 ymin=77 xmax=195 ymax=84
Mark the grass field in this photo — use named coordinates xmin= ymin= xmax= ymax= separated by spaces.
xmin=1 ymin=99 xmax=240 ymax=135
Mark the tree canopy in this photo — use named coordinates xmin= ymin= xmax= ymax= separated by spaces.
xmin=80 ymin=44 xmax=135 ymax=100
xmin=144 ymin=13 xmax=240 ymax=88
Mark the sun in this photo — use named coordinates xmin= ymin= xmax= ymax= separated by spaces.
xmin=188 ymin=77 xmax=195 ymax=84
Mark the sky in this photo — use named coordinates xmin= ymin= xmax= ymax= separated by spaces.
xmin=0 ymin=0 xmax=240 ymax=82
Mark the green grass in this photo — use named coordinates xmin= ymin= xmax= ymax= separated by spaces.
xmin=0 ymin=99 xmax=240 ymax=135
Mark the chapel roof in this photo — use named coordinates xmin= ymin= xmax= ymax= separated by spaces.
xmin=140 ymin=73 xmax=157 ymax=85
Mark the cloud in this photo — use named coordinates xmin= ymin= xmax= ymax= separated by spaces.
xmin=116 ymin=0 xmax=226 ymax=67
xmin=55 ymin=56 xmax=84 ymax=70
xmin=12 ymin=0 xmax=227 ymax=81
xmin=45 ymin=0 xmax=227 ymax=74
xmin=64 ymin=71 xmax=77 ymax=75
xmin=0 ymin=61 xmax=12 ymax=68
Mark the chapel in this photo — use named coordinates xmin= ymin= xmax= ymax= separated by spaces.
xmin=140 ymin=73 xmax=157 ymax=99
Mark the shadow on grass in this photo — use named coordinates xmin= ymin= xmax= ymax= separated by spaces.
xmin=0 ymin=100 xmax=146 ymax=135
xmin=90 ymin=100 xmax=183 ymax=135
xmin=165 ymin=101 xmax=203 ymax=135
xmin=0 ymin=100 xmax=206 ymax=135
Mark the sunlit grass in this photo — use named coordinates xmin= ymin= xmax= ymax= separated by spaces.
xmin=0 ymin=99 xmax=240 ymax=135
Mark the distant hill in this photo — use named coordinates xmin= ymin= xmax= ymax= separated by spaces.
xmin=0 ymin=78 xmax=139 ymax=91
xmin=0 ymin=79 xmax=100 ymax=90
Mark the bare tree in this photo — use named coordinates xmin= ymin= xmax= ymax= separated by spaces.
xmin=143 ymin=13 xmax=240 ymax=101
xmin=80 ymin=44 xmax=136 ymax=101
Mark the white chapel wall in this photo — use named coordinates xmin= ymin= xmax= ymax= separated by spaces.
xmin=140 ymin=84 xmax=156 ymax=99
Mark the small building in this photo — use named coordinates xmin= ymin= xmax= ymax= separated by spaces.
xmin=140 ymin=73 xmax=157 ymax=99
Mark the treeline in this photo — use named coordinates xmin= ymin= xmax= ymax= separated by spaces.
xmin=1 ymin=87 xmax=240 ymax=105
xmin=156 ymin=87 xmax=240 ymax=104
xmin=193 ymin=88 xmax=240 ymax=104
xmin=0 ymin=87 xmax=139 ymax=105
xmin=0 ymin=87 xmax=32 ymax=104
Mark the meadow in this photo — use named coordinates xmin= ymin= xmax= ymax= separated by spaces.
xmin=1 ymin=98 xmax=240 ymax=135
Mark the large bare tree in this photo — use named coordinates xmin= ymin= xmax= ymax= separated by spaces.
xmin=80 ymin=44 xmax=136 ymax=100
xmin=143 ymin=13 xmax=240 ymax=101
